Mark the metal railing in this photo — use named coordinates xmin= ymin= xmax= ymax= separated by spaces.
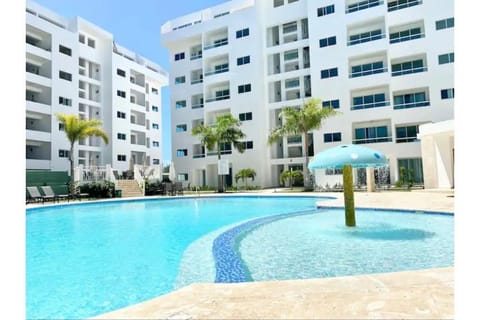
xmin=191 ymin=78 xmax=203 ymax=84
xmin=348 ymin=33 xmax=385 ymax=46
xmin=391 ymin=66 xmax=427 ymax=77
xmin=191 ymin=103 xmax=204 ymax=109
xmin=389 ymin=32 xmax=424 ymax=44
xmin=393 ymin=100 xmax=429 ymax=110
xmin=388 ymin=0 xmax=421 ymax=12
xmin=204 ymin=39 xmax=228 ymax=50
xmin=206 ymin=94 xmax=230 ymax=103
xmin=350 ymin=66 xmax=387 ymax=78
xmin=351 ymin=101 xmax=390 ymax=110
xmin=346 ymin=0 xmax=383 ymax=13
xmin=205 ymin=66 xmax=229 ymax=76
xmin=353 ymin=136 xmax=392 ymax=144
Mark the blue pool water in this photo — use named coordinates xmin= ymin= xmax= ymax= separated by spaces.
xmin=26 ymin=196 xmax=325 ymax=319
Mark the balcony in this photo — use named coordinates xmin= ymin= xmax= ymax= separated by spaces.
xmin=205 ymin=64 xmax=229 ymax=76
xmin=391 ymin=59 xmax=427 ymax=77
xmin=389 ymin=27 xmax=424 ymax=44
xmin=204 ymin=38 xmax=228 ymax=50
xmin=346 ymin=0 xmax=383 ymax=14
xmin=387 ymin=0 xmax=421 ymax=12
xmin=206 ymin=93 xmax=230 ymax=103
xmin=350 ymin=62 xmax=387 ymax=78
xmin=348 ymin=30 xmax=386 ymax=46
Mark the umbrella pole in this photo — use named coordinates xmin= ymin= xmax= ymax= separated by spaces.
xmin=343 ymin=164 xmax=356 ymax=227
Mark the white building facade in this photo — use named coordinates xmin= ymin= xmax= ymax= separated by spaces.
xmin=161 ymin=0 xmax=454 ymax=189
xmin=26 ymin=1 xmax=168 ymax=173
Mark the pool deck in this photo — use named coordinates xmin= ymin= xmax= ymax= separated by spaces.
xmin=91 ymin=189 xmax=454 ymax=320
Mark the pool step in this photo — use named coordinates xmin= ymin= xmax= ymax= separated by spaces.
xmin=117 ymin=180 xmax=143 ymax=198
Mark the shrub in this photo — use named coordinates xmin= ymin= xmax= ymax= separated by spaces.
xmin=79 ymin=181 xmax=115 ymax=198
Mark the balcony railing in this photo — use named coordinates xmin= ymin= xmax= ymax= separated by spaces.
xmin=393 ymin=100 xmax=429 ymax=110
xmin=192 ymin=154 xmax=206 ymax=159
xmin=346 ymin=0 xmax=383 ymax=13
xmin=204 ymin=38 xmax=228 ymax=50
xmin=205 ymin=65 xmax=229 ymax=76
xmin=396 ymin=136 xmax=419 ymax=143
xmin=190 ymin=53 xmax=203 ymax=60
xmin=353 ymin=136 xmax=392 ymax=144
xmin=350 ymin=66 xmax=387 ymax=78
xmin=387 ymin=0 xmax=421 ymax=12
xmin=207 ymin=150 xmax=232 ymax=156
xmin=191 ymin=103 xmax=204 ymax=109
xmin=206 ymin=94 xmax=230 ymax=103
xmin=389 ymin=32 xmax=424 ymax=44
xmin=287 ymin=136 xmax=302 ymax=144
xmin=351 ymin=101 xmax=390 ymax=110
xmin=191 ymin=78 xmax=203 ymax=84
xmin=348 ymin=33 xmax=386 ymax=46
xmin=391 ymin=66 xmax=427 ymax=77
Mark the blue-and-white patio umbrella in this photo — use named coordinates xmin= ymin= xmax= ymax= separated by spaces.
xmin=308 ymin=144 xmax=388 ymax=227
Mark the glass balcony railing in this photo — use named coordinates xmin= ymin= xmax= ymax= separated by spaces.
xmin=353 ymin=136 xmax=392 ymax=144
xmin=205 ymin=65 xmax=229 ymax=76
xmin=350 ymin=65 xmax=387 ymax=78
xmin=191 ymin=103 xmax=204 ymax=109
xmin=346 ymin=0 xmax=383 ymax=13
xmin=391 ymin=66 xmax=427 ymax=77
xmin=191 ymin=78 xmax=203 ymax=84
xmin=351 ymin=101 xmax=390 ymax=110
xmin=348 ymin=32 xmax=385 ymax=46
xmin=204 ymin=38 xmax=228 ymax=50
xmin=389 ymin=32 xmax=424 ymax=44
xmin=393 ymin=100 xmax=429 ymax=110
xmin=388 ymin=0 xmax=421 ymax=12
xmin=205 ymin=94 xmax=230 ymax=103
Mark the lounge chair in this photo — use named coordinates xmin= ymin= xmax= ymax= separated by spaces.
xmin=26 ymin=186 xmax=54 ymax=204
xmin=174 ymin=182 xmax=184 ymax=195
xmin=41 ymin=186 xmax=70 ymax=203
xmin=73 ymin=186 xmax=89 ymax=201
xmin=165 ymin=182 xmax=174 ymax=196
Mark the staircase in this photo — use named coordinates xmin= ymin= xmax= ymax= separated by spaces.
xmin=117 ymin=180 xmax=143 ymax=198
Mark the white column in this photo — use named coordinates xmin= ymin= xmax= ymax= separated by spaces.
xmin=366 ymin=167 xmax=376 ymax=192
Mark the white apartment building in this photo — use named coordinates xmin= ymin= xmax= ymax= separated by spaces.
xmin=26 ymin=1 xmax=168 ymax=174
xmin=161 ymin=0 xmax=454 ymax=189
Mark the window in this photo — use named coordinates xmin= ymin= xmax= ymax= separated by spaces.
xmin=59 ymin=45 xmax=71 ymax=56
xmin=348 ymin=29 xmax=383 ymax=46
xmin=151 ymin=88 xmax=158 ymax=94
xmin=438 ymin=52 xmax=454 ymax=65
xmin=354 ymin=125 xmax=391 ymax=144
xmin=117 ymin=111 xmax=126 ymax=119
xmin=285 ymin=78 xmax=300 ymax=88
xmin=59 ymin=70 xmax=72 ymax=81
xmin=117 ymin=90 xmax=126 ymax=98
xmin=391 ymin=59 xmax=425 ymax=76
xmin=350 ymin=61 xmax=385 ymax=78
xmin=58 ymin=123 xmax=65 ymax=131
xmin=117 ymin=133 xmax=126 ymax=140
xmin=317 ymin=4 xmax=335 ymax=17
xmin=284 ymin=49 xmax=299 ymax=61
xmin=322 ymin=99 xmax=340 ymax=109
xmin=152 ymin=123 xmax=159 ymax=130
xmin=58 ymin=96 xmax=72 ymax=106
xmin=320 ymin=67 xmax=338 ymax=79
xmin=239 ymin=112 xmax=253 ymax=121
xmin=352 ymin=93 xmax=388 ymax=110
xmin=175 ymin=76 xmax=186 ymax=84
xmin=396 ymin=125 xmax=419 ymax=143
xmin=178 ymin=173 xmax=188 ymax=181
xmin=176 ymin=100 xmax=187 ymax=109
xmin=236 ymin=28 xmax=249 ymax=38
xmin=87 ymin=38 xmax=95 ymax=48
xmin=152 ymin=106 xmax=159 ymax=112
xmin=177 ymin=149 xmax=188 ymax=157
xmin=237 ymin=56 xmax=251 ymax=66
xmin=283 ymin=21 xmax=297 ymax=34
xmin=241 ymin=141 xmax=254 ymax=150
xmin=117 ymin=155 xmax=126 ymax=161
xmin=58 ymin=149 xmax=70 ymax=158
xmin=436 ymin=18 xmax=454 ymax=30
xmin=346 ymin=0 xmax=381 ymax=13
xmin=441 ymin=88 xmax=454 ymax=100
xmin=238 ymin=84 xmax=252 ymax=94
xmin=79 ymin=34 xmax=85 ymax=43
xmin=319 ymin=36 xmax=336 ymax=48
xmin=174 ymin=52 xmax=185 ymax=61
xmin=176 ymin=124 xmax=187 ymax=132
xmin=153 ymin=159 xmax=160 ymax=165
xmin=117 ymin=69 xmax=126 ymax=77
xmin=324 ymin=132 xmax=342 ymax=143
xmin=393 ymin=91 xmax=429 ymax=109
xmin=387 ymin=0 xmax=421 ymax=12
xmin=152 ymin=141 xmax=160 ymax=147
xmin=326 ymin=168 xmax=343 ymax=175
xmin=397 ymin=158 xmax=424 ymax=183
xmin=274 ymin=0 xmax=284 ymax=7
xmin=389 ymin=27 xmax=423 ymax=44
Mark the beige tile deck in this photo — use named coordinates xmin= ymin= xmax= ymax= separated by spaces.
xmin=92 ymin=190 xmax=454 ymax=320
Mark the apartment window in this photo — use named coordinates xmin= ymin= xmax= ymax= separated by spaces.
xmin=79 ymin=34 xmax=85 ymax=44
xmin=178 ymin=173 xmax=188 ymax=181
xmin=153 ymin=159 xmax=160 ymax=165
xmin=117 ymin=155 xmax=126 ymax=161
xmin=117 ymin=111 xmax=126 ymax=119
xmin=152 ymin=141 xmax=160 ymax=147
xmin=438 ymin=52 xmax=454 ymax=65
xmin=326 ymin=168 xmax=343 ymax=175
xmin=285 ymin=78 xmax=300 ymax=88
xmin=58 ymin=96 xmax=72 ymax=106
xmin=398 ymin=158 xmax=423 ymax=183
xmin=354 ymin=126 xmax=391 ymax=144
xmin=396 ymin=125 xmax=419 ymax=143
xmin=117 ymin=69 xmax=126 ymax=77
xmin=391 ymin=59 xmax=426 ymax=76
xmin=152 ymin=123 xmax=159 ymax=129
xmin=87 ymin=38 xmax=95 ymax=48
xmin=59 ymin=45 xmax=72 ymax=56
xmin=117 ymin=90 xmax=126 ymax=98
xmin=320 ymin=67 xmax=338 ymax=79
xmin=274 ymin=0 xmax=284 ymax=7
xmin=441 ymin=88 xmax=454 ymax=100
xmin=58 ymin=123 xmax=65 ymax=131
xmin=237 ymin=56 xmax=251 ymax=66
xmin=175 ymin=76 xmax=186 ymax=84
xmin=284 ymin=49 xmax=298 ymax=61
xmin=350 ymin=61 xmax=385 ymax=78
xmin=176 ymin=124 xmax=187 ymax=132
xmin=387 ymin=0 xmax=421 ymax=12
xmin=117 ymin=133 xmax=126 ymax=140
xmin=152 ymin=106 xmax=159 ymax=112
xmin=346 ymin=0 xmax=381 ymax=13
xmin=324 ymin=132 xmax=342 ymax=143
xmin=239 ymin=112 xmax=253 ymax=121
xmin=58 ymin=150 xmax=70 ymax=158
xmin=241 ymin=141 xmax=254 ymax=150
xmin=238 ymin=84 xmax=252 ymax=94
xmin=236 ymin=28 xmax=250 ymax=38
xmin=174 ymin=52 xmax=185 ymax=61
xmin=319 ymin=36 xmax=336 ymax=48
xmin=389 ymin=27 xmax=423 ymax=44
xmin=283 ymin=21 xmax=297 ymax=34
xmin=322 ymin=99 xmax=340 ymax=109
xmin=436 ymin=18 xmax=454 ymax=30
xmin=176 ymin=100 xmax=187 ymax=109
xmin=59 ymin=70 xmax=72 ymax=81
xmin=317 ymin=4 xmax=335 ymax=17
xmin=348 ymin=29 xmax=383 ymax=46
xmin=177 ymin=149 xmax=188 ymax=157
xmin=152 ymin=88 xmax=159 ymax=94
xmin=393 ymin=91 xmax=429 ymax=109
xmin=352 ymin=93 xmax=387 ymax=110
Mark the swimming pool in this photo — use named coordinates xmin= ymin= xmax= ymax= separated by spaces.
xmin=26 ymin=196 xmax=328 ymax=319
xmin=26 ymin=196 xmax=453 ymax=319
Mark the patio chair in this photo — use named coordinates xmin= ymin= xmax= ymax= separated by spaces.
xmin=41 ymin=186 xmax=70 ymax=203
xmin=26 ymin=186 xmax=54 ymax=204
xmin=165 ymin=182 xmax=175 ymax=196
xmin=174 ymin=182 xmax=184 ymax=195
xmin=73 ymin=185 xmax=90 ymax=201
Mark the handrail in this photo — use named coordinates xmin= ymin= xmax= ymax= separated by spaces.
xmin=204 ymin=39 xmax=228 ymax=50
xmin=350 ymin=66 xmax=387 ymax=78
xmin=206 ymin=94 xmax=230 ymax=103
xmin=348 ymin=33 xmax=385 ymax=46
xmin=388 ymin=0 xmax=421 ymax=12
xmin=353 ymin=137 xmax=392 ymax=144
xmin=351 ymin=101 xmax=390 ymax=110
xmin=393 ymin=100 xmax=429 ymax=110
xmin=391 ymin=66 xmax=427 ymax=77
xmin=346 ymin=0 xmax=383 ymax=13
xmin=205 ymin=66 xmax=229 ymax=76
xmin=389 ymin=32 xmax=424 ymax=44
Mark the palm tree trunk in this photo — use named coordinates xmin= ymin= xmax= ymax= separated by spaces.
xmin=217 ymin=152 xmax=224 ymax=193
xmin=69 ymin=142 xmax=75 ymax=196
xmin=303 ymin=131 xmax=312 ymax=190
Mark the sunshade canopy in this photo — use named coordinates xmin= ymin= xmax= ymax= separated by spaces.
xmin=308 ymin=144 xmax=388 ymax=170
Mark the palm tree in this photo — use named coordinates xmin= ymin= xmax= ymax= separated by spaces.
xmin=268 ymin=98 xmax=340 ymax=190
xmin=235 ymin=168 xmax=256 ymax=189
xmin=280 ymin=169 xmax=303 ymax=189
xmin=56 ymin=113 xmax=109 ymax=195
xmin=192 ymin=114 xmax=246 ymax=192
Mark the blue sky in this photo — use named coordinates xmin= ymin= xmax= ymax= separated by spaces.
xmin=31 ymin=0 xmax=227 ymax=164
